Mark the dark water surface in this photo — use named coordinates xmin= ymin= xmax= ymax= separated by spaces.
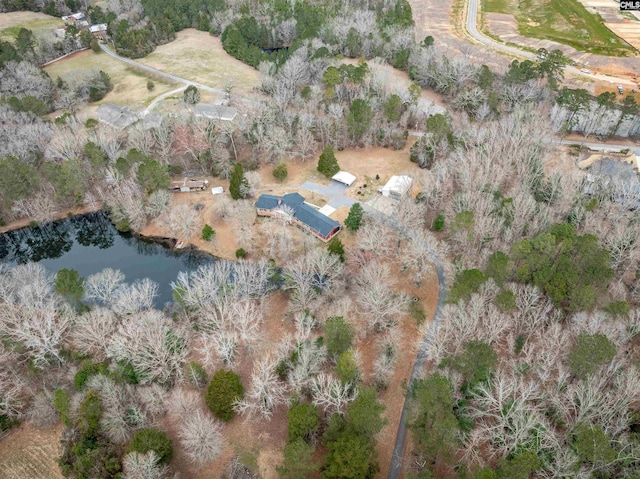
xmin=0 ymin=211 xmax=214 ymax=306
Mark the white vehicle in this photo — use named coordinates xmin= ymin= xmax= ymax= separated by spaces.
xmin=580 ymin=68 xmax=592 ymax=74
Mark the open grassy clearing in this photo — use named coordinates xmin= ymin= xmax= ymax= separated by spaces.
xmin=44 ymin=50 xmax=177 ymax=111
xmin=136 ymin=29 xmax=261 ymax=94
xmin=482 ymin=0 xmax=635 ymax=56
xmin=0 ymin=11 xmax=63 ymax=41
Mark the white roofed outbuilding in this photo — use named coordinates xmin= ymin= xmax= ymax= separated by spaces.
xmin=379 ymin=175 xmax=413 ymax=199
xmin=332 ymin=171 xmax=356 ymax=186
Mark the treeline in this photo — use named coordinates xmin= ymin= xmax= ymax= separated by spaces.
xmin=401 ymin=97 xmax=640 ymax=477
xmin=98 ymin=0 xmax=414 ymax=63
xmin=0 ymin=37 xmax=111 ymax=117
xmin=0 ymin=0 xmax=71 ymax=15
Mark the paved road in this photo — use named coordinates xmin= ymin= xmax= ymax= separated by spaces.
xmin=408 ymin=130 xmax=640 ymax=155
xmin=465 ymin=0 xmax=637 ymax=86
xmin=144 ymin=86 xmax=187 ymax=115
xmin=99 ymin=43 xmax=261 ymax=107
xmin=358 ymin=207 xmax=448 ymax=479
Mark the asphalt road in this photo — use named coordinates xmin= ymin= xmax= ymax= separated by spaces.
xmin=357 ymin=206 xmax=448 ymax=479
xmin=465 ymin=0 xmax=637 ymax=86
xmin=101 ymin=38 xmax=638 ymax=479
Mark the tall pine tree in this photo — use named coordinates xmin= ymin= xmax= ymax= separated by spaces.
xmin=229 ymin=163 xmax=248 ymax=200
xmin=317 ymin=146 xmax=340 ymax=178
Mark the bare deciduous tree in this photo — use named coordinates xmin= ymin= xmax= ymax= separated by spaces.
xmin=162 ymin=204 xmax=199 ymax=240
xmin=107 ymin=309 xmax=188 ymax=385
xmin=111 ymin=278 xmax=159 ymax=316
xmin=145 ymin=190 xmax=170 ymax=218
xmin=84 ymin=268 xmax=126 ymax=305
xmin=311 ymin=373 xmax=357 ymax=415
xmin=178 ymin=410 xmax=225 ymax=468
xmin=70 ymin=307 xmax=119 ymax=360
xmin=122 ymin=451 xmax=168 ymax=479
xmin=354 ymin=261 xmax=409 ymax=332
xmin=235 ymin=354 xmax=288 ymax=420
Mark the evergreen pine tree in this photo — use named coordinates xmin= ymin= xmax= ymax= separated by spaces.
xmin=317 ymin=146 xmax=340 ymax=178
xmin=327 ymin=237 xmax=345 ymax=262
xmin=345 ymin=203 xmax=363 ymax=231
xmin=229 ymin=163 xmax=247 ymax=200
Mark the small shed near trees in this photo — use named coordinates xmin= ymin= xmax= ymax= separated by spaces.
xmin=379 ymin=175 xmax=413 ymax=199
xmin=170 ymin=178 xmax=209 ymax=192
xmin=332 ymin=171 xmax=356 ymax=186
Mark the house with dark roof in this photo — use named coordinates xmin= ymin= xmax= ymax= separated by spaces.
xmin=255 ymin=193 xmax=341 ymax=242
xmin=96 ymin=104 xmax=139 ymax=129
xmin=194 ymin=103 xmax=238 ymax=121
xmin=585 ymin=158 xmax=640 ymax=210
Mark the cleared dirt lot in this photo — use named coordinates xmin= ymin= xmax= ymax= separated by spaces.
xmin=137 ymin=29 xmax=261 ymax=95
xmin=44 ymin=49 xmax=177 ymax=111
xmin=0 ymin=424 xmax=64 ymax=479
xmin=0 ymin=11 xmax=63 ymax=40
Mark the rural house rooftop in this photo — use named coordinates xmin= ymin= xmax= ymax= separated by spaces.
xmin=379 ymin=175 xmax=413 ymax=199
xmin=96 ymin=104 xmax=139 ymax=129
xmin=255 ymin=193 xmax=341 ymax=241
xmin=332 ymin=171 xmax=356 ymax=186
xmin=194 ymin=103 xmax=238 ymax=121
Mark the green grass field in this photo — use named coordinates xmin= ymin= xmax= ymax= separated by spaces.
xmin=482 ymin=0 xmax=635 ymax=56
xmin=44 ymin=50 xmax=176 ymax=109
xmin=0 ymin=12 xmax=63 ymax=41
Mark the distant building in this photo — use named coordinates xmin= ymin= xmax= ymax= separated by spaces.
xmin=379 ymin=175 xmax=413 ymax=200
xmin=89 ymin=23 xmax=108 ymax=39
xmin=585 ymin=158 xmax=640 ymax=210
xmin=170 ymin=178 xmax=209 ymax=192
xmin=194 ymin=103 xmax=238 ymax=121
xmin=256 ymin=192 xmax=341 ymax=242
xmin=95 ymin=104 xmax=139 ymax=129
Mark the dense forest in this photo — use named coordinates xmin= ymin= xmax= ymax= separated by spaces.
xmin=1 ymin=0 xmax=640 ymax=478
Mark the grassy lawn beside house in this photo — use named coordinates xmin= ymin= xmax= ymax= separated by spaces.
xmin=482 ymin=0 xmax=636 ymax=56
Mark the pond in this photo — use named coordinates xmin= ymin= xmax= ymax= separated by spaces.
xmin=0 ymin=211 xmax=214 ymax=307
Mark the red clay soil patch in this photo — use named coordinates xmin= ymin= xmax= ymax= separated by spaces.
xmin=0 ymin=423 xmax=65 ymax=479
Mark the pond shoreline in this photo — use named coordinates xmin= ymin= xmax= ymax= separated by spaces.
xmin=0 ymin=207 xmax=217 ymax=260
xmin=0 ymin=210 xmax=217 ymax=306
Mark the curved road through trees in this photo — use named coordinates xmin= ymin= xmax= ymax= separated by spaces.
xmin=358 ymin=207 xmax=448 ymax=479
xmin=465 ymin=0 xmax=637 ymax=86
xmin=101 ymin=39 xmax=637 ymax=479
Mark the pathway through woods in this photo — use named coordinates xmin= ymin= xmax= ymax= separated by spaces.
xmin=361 ymin=206 xmax=448 ymax=479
